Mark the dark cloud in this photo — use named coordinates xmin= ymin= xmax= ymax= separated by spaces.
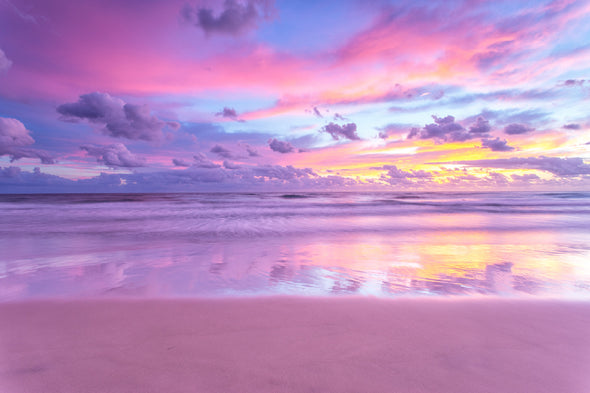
xmin=0 ymin=117 xmax=54 ymax=164
xmin=511 ymin=173 xmax=540 ymax=182
xmin=2 ymin=148 xmax=55 ymax=164
xmin=57 ymin=92 xmax=173 ymax=141
xmin=245 ymin=145 xmax=259 ymax=157
xmin=172 ymin=158 xmax=191 ymax=167
xmin=80 ymin=143 xmax=146 ymax=168
xmin=448 ymin=157 xmax=590 ymax=177
xmin=504 ymin=123 xmax=534 ymax=135
xmin=378 ymin=165 xmax=432 ymax=186
xmin=333 ymin=113 xmax=346 ymax=121
xmin=210 ymin=144 xmax=234 ymax=158
xmin=382 ymin=165 xmax=431 ymax=178
xmin=215 ymin=107 xmax=244 ymax=122
xmin=563 ymin=123 xmax=581 ymax=130
xmin=406 ymin=127 xmax=420 ymax=139
xmin=249 ymin=164 xmax=315 ymax=180
xmin=407 ymin=115 xmax=474 ymax=142
xmin=321 ymin=122 xmax=360 ymax=141
xmin=563 ymin=79 xmax=585 ymax=87
xmin=481 ymin=137 xmax=515 ymax=152
xmin=0 ymin=48 xmax=12 ymax=72
xmin=181 ymin=0 xmax=275 ymax=36
xmin=468 ymin=117 xmax=491 ymax=134
xmin=268 ymin=138 xmax=295 ymax=153
xmin=58 ymin=92 xmax=121 ymax=120
xmin=312 ymin=106 xmax=323 ymax=118
xmin=193 ymin=153 xmax=221 ymax=168
xmin=223 ymin=160 xmax=240 ymax=169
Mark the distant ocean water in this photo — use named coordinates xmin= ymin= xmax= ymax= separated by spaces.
xmin=1 ymin=191 xmax=589 ymax=300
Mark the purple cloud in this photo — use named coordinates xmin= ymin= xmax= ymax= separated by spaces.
xmin=58 ymin=92 xmax=173 ymax=141
xmin=78 ymin=163 xmax=319 ymax=191
xmin=0 ymin=48 xmax=12 ymax=72
xmin=172 ymin=158 xmax=191 ymax=167
xmin=215 ymin=107 xmax=243 ymax=122
xmin=210 ymin=144 xmax=234 ymax=158
xmin=80 ymin=143 xmax=146 ymax=168
xmin=481 ymin=137 xmax=515 ymax=152
xmin=449 ymin=157 xmax=590 ymax=177
xmin=0 ymin=117 xmax=54 ymax=164
xmin=511 ymin=173 xmax=540 ymax=182
xmin=194 ymin=153 xmax=221 ymax=168
xmin=0 ymin=166 xmax=73 ymax=190
xmin=504 ymin=123 xmax=534 ymax=135
xmin=268 ymin=138 xmax=295 ymax=153
xmin=563 ymin=79 xmax=585 ymax=87
xmin=0 ymin=117 xmax=34 ymax=147
xmin=563 ymin=123 xmax=581 ymax=130
xmin=182 ymin=0 xmax=275 ymax=36
xmin=223 ymin=160 xmax=240 ymax=169
xmin=382 ymin=165 xmax=431 ymax=179
xmin=312 ymin=106 xmax=323 ymax=118
xmin=245 ymin=145 xmax=259 ymax=157
xmin=250 ymin=164 xmax=315 ymax=180
xmin=321 ymin=122 xmax=360 ymax=141
xmin=468 ymin=117 xmax=491 ymax=134
xmin=408 ymin=115 xmax=476 ymax=142
xmin=378 ymin=165 xmax=432 ymax=186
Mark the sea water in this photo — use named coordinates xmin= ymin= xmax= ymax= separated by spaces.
xmin=1 ymin=191 xmax=589 ymax=299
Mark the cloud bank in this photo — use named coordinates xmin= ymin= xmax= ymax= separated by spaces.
xmin=451 ymin=157 xmax=590 ymax=176
xmin=481 ymin=137 xmax=515 ymax=152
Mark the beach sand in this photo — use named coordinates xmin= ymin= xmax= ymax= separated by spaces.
xmin=1 ymin=297 xmax=589 ymax=393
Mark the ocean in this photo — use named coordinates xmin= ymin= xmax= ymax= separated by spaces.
xmin=1 ymin=191 xmax=589 ymax=300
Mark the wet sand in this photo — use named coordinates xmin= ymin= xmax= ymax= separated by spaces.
xmin=1 ymin=297 xmax=589 ymax=393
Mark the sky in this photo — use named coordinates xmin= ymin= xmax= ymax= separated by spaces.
xmin=0 ymin=0 xmax=589 ymax=192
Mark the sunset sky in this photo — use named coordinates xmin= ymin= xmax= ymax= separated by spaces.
xmin=1 ymin=0 xmax=589 ymax=192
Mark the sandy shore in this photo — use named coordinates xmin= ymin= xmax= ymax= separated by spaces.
xmin=1 ymin=297 xmax=589 ymax=393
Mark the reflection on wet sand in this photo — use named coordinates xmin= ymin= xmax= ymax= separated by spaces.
xmin=1 ymin=192 xmax=589 ymax=300
xmin=1 ymin=228 xmax=589 ymax=299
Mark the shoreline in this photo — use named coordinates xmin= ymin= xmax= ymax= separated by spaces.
xmin=2 ymin=296 xmax=590 ymax=393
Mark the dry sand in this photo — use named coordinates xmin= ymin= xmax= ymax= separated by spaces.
xmin=1 ymin=297 xmax=589 ymax=393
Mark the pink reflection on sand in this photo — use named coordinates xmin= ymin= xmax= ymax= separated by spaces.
xmin=2 ymin=228 xmax=589 ymax=299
